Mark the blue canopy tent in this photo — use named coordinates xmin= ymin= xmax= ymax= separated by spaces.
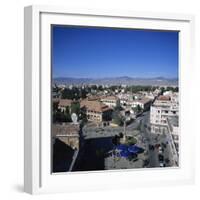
xmin=128 ymin=145 xmax=144 ymax=153
xmin=119 ymin=150 xmax=131 ymax=158
xmin=115 ymin=144 xmax=143 ymax=158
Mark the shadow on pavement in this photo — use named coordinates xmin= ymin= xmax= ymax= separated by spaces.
xmin=73 ymin=136 xmax=114 ymax=171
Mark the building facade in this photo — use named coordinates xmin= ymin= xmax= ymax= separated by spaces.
xmin=58 ymin=99 xmax=72 ymax=112
xmin=100 ymin=96 xmax=120 ymax=108
xmin=150 ymin=95 xmax=179 ymax=134
xmin=127 ymin=98 xmax=152 ymax=111
xmin=80 ymin=99 xmax=112 ymax=123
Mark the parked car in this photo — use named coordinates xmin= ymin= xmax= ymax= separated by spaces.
xmin=149 ymin=144 xmax=154 ymax=150
xmin=159 ymin=162 xmax=165 ymax=167
xmin=161 ymin=142 xmax=167 ymax=148
xmin=158 ymin=146 xmax=163 ymax=154
xmin=158 ymin=154 xmax=164 ymax=162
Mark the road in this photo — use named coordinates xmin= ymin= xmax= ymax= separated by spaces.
xmin=127 ymin=111 xmax=176 ymax=168
xmin=138 ymin=111 xmax=178 ymax=168
xmin=136 ymin=111 xmax=160 ymax=167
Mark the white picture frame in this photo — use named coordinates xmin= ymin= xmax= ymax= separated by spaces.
xmin=24 ymin=5 xmax=195 ymax=194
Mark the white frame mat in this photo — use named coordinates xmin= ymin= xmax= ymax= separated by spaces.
xmin=24 ymin=5 xmax=195 ymax=194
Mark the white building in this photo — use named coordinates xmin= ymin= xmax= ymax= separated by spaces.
xmin=100 ymin=96 xmax=120 ymax=108
xmin=171 ymin=92 xmax=179 ymax=103
xmin=163 ymin=90 xmax=173 ymax=96
xmin=150 ymin=95 xmax=179 ymax=134
xmin=127 ymin=98 xmax=152 ymax=111
xmin=117 ymin=93 xmax=132 ymax=101
xmin=117 ymin=93 xmax=142 ymax=108
xmin=153 ymin=88 xmax=161 ymax=96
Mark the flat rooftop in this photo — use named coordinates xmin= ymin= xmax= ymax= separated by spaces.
xmin=52 ymin=123 xmax=80 ymax=137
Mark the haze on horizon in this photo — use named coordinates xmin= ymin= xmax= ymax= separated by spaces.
xmin=53 ymin=75 xmax=178 ymax=79
xmin=52 ymin=26 xmax=178 ymax=79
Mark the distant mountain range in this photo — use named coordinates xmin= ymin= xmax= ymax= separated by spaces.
xmin=53 ymin=76 xmax=178 ymax=86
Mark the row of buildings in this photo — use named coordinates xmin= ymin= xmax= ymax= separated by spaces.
xmin=66 ymin=91 xmax=178 ymax=146
xmin=56 ymin=97 xmax=114 ymax=123
xmin=56 ymin=94 xmax=152 ymax=123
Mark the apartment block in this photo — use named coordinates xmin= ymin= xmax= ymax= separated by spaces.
xmin=150 ymin=95 xmax=178 ymax=134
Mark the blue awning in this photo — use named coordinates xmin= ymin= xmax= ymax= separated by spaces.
xmin=119 ymin=150 xmax=131 ymax=157
xmin=115 ymin=144 xmax=143 ymax=158
xmin=128 ymin=145 xmax=143 ymax=153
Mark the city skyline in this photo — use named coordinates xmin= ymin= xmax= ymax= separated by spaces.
xmin=52 ymin=26 xmax=178 ymax=79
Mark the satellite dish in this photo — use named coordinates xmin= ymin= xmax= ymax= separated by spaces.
xmin=71 ymin=113 xmax=78 ymax=124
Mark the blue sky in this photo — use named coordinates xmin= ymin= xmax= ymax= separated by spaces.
xmin=52 ymin=26 xmax=178 ymax=78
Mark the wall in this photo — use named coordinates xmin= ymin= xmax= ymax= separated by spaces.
xmin=0 ymin=0 xmax=199 ymax=199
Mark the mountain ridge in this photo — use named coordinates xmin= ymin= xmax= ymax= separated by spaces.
xmin=53 ymin=76 xmax=178 ymax=86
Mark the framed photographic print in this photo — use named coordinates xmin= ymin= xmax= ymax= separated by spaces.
xmin=24 ymin=5 xmax=195 ymax=194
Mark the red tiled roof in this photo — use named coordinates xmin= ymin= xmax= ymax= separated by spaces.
xmin=157 ymin=95 xmax=171 ymax=101
xmin=58 ymin=99 xmax=72 ymax=107
xmin=87 ymin=95 xmax=101 ymax=101
xmin=101 ymin=95 xmax=118 ymax=101
xmin=80 ymin=100 xmax=112 ymax=113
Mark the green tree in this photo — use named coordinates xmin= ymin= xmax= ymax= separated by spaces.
xmin=80 ymin=89 xmax=87 ymax=99
xmin=160 ymin=87 xmax=165 ymax=95
xmin=126 ymin=137 xmax=137 ymax=145
xmin=133 ymin=105 xmax=142 ymax=114
xmin=137 ymin=105 xmax=142 ymax=113
xmin=110 ymin=85 xmax=118 ymax=92
xmin=61 ymin=88 xmax=74 ymax=99
xmin=91 ymin=85 xmax=97 ymax=90
xmin=71 ymin=102 xmax=80 ymax=116
xmin=52 ymin=101 xmax=59 ymax=112
xmin=98 ymin=85 xmax=103 ymax=91
xmin=53 ymin=111 xmax=66 ymax=123
xmin=174 ymin=87 xmax=179 ymax=92
xmin=64 ymin=106 xmax=72 ymax=122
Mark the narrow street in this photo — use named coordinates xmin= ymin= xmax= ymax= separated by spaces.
xmin=139 ymin=111 xmax=177 ymax=168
